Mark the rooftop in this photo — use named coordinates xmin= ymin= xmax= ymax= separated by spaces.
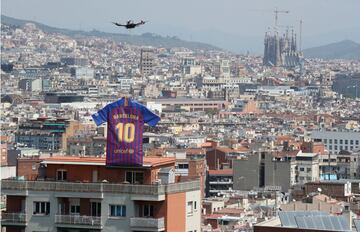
xmin=42 ymin=156 xmax=176 ymax=168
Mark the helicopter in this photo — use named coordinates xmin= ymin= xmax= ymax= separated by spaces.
xmin=112 ymin=20 xmax=146 ymax=29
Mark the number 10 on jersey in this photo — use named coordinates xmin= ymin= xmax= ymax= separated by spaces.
xmin=116 ymin=122 xmax=135 ymax=143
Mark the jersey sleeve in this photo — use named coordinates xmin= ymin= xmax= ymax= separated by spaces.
xmin=92 ymin=106 xmax=108 ymax=126
xmin=142 ymin=106 xmax=160 ymax=127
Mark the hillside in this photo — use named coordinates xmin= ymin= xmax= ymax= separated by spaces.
xmin=1 ymin=15 xmax=221 ymax=51
xmin=303 ymin=40 xmax=360 ymax=60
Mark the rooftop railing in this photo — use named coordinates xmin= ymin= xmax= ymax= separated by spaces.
xmin=1 ymin=179 xmax=200 ymax=195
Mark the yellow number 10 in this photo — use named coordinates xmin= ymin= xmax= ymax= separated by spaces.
xmin=116 ymin=123 xmax=135 ymax=143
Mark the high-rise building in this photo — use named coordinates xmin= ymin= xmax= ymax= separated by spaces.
xmin=1 ymin=156 xmax=201 ymax=232
xmin=140 ymin=48 xmax=154 ymax=77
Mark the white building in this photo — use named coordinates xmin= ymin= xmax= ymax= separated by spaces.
xmin=311 ymin=130 xmax=360 ymax=154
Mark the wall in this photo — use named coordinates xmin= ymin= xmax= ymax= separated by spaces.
xmin=265 ymin=155 xmax=291 ymax=191
xmin=233 ymin=154 xmax=260 ymax=191
xmin=6 ymin=196 xmax=25 ymax=212
xmin=185 ymin=190 xmax=201 ymax=232
xmin=166 ymin=192 xmax=186 ymax=232
xmin=1 ymin=166 xmax=16 ymax=179
xmin=206 ymin=149 xmax=226 ymax=170
xmin=45 ymin=164 xmax=154 ymax=184
xmin=188 ymin=159 xmax=206 ymax=198
xmin=17 ymin=158 xmax=42 ymax=180
xmin=1 ymin=143 xmax=8 ymax=166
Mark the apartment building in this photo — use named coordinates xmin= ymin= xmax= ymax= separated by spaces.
xmin=1 ymin=156 xmax=201 ymax=232
xmin=206 ymin=169 xmax=233 ymax=197
xmin=311 ymin=130 xmax=360 ymax=154
xmin=140 ymin=48 xmax=155 ymax=77
xmin=291 ymin=153 xmax=320 ymax=185
xmin=15 ymin=119 xmax=87 ymax=152
xmin=233 ymin=150 xmax=320 ymax=191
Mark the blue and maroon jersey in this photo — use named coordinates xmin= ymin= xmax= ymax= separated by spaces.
xmin=92 ymin=97 xmax=160 ymax=166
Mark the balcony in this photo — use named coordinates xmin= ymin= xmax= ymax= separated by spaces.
xmin=1 ymin=179 xmax=200 ymax=201
xmin=209 ymin=180 xmax=233 ymax=185
xmin=1 ymin=212 xmax=27 ymax=226
xmin=55 ymin=214 xmax=102 ymax=229
xmin=130 ymin=217 xmax=165 ymax=231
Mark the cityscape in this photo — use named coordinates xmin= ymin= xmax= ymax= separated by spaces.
xmin=1 ymin=1 xmax=360 ymax=232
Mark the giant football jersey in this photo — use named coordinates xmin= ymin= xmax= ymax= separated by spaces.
xmin=92 ymin=97 xmax=160 ymax=166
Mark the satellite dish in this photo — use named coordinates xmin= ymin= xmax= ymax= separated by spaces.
xmin=317 ymin=188 xmax=322 ymax=193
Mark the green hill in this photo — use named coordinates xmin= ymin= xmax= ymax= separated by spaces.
xmin=303 ymin=40 xmax=360 ymax=60
xmin=1 ymin=15 xmax=221 ymax=51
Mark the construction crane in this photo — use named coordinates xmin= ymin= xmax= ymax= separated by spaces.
xmin=299 ymin=19 xmax=303 ymax=51
xmin=274 ymin=8 xmax=289 ymax=28
xmin=250 ymin=8 xmax=289 ymax=29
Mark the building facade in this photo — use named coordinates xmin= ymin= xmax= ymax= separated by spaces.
xmin=1 ymin=156 xmax=201 ymax=232
xmin=311 ymin=130 xmax=360 ymax=154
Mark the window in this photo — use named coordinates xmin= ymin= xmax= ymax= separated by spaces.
xmin=350 ymin=140 xmax=354 ymax=145
xmin=33 ymin=202 xmax=50 ymax=215
xmin=194 ymin=201 xmax=197 ymax=210
xmin=340 ymin=139 xmax=343 ymax=144
xmin=143 ymin=204 xmax=154 ymax=217
xmin=57 ymin=169 xmax=67 ymax=181
xmin=334 ymin=145 xmax=338 ymax=150
xmin=307 ymin=168 xmax=311 ymax=172
xmin=323 ymin=139 xmax=327 ymax=144
xmin=329 ymin=145 xmax=332 ymax=150
xmin=356 ymin=140 xmax=359 ymax=145
xmin=329 ymin=139 xmax=332 ymax=144
xmin=187 ymin=201 xmax=193 ymax=215
xmin=69 ymin=198 xmax=80 ymax=215
xmin=91 ymin=202 xmax=101 ymax=217
xmin=299 ymin=167 xmax=305 ymax=172
xmin=178 ymin=164 xmax=189 ymax=169
xmin=345 ymin=140 xmax=348 ymax=145
xmin=109 ymin=205 xmax=126 ymax=217
xmin=125 ymin=172 xmax=144 ymax=184
xmin=334 ymin=139 xmax=337 ymax=144
xmin=261 ymin=152 xmax=265 ymax=159
xmin=70 ymin=205 xmax=80 ymax=214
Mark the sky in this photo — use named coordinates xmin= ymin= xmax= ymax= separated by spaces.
xmin=2 ymin=0 xmax=360 ymax=53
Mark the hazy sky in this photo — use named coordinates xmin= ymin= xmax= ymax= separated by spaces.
xmin=2 ymin=0 xmax=360 ymax=53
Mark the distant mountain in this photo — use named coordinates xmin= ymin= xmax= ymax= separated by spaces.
xmin=303 ymin=40 xmax=360 ymax=60
xmin=1 ymin=15 xmax=221 ymax=51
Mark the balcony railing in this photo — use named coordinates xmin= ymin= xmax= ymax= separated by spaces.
xmin=209 ymin=180 xmax=233 ymax=185
xmin=130 ymin=217 xmax=165 ymax=230
xmin=1 ymin=179 xmax=200 ymax=195
xmin=1 ymin=212 xmax=26 ymax=224
xmin=55 ymin=214 xmax=101 ymax=226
